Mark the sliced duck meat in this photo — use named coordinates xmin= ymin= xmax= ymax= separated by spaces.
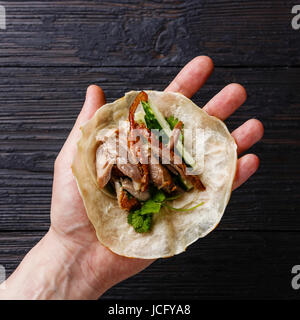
xmin=117 ymin=123 xmax=150 ymax=191
xmin=116 ymin=160 xmax=143 ymax=183
xmin=149 ymin=163 xmax=176 ymax=194
xmin=138 ymin=163 xmax=149 ymax=192
xmin=96 ymin=142 xmax=116 ymax=188
xmin=185 ymin=174 xmax=205 ymax=191
xmin=114 ymin=180 xmax=140 ymax=211
xmin=126 ymin=92 xmax=150 ymax=191
xmin=136 ymin=123 xmax=205 ymax=191
xmin=111 ymin=165 xmax=125 ymax=178
xmin=121 ymin=178 xmax=150 ymax=201
xmin=168 ymin=161 xmax=205 ymax=191
xmin=96 ymin=128 xmax=119 ymax=188
xmin=127 ymin=138 xmax=150 ymax=192
xmin=165 ymin=164 xmax=179 ymax=175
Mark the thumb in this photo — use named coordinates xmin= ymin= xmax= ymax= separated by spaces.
xmin=74 ymin=85 xmax=106 ymax=133
xmin=57 ymin=85 xmax=106 ymax=163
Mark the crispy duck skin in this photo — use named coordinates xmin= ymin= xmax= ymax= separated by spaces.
xmin=120 ymin=191 xmax=140 ymax=212
xmin=127 ymin=91 xmax=150 ymax=191
xmin=129 ymin=91 xmax=148 ymax=131
xmin=114 ymin=180 xmax=140 ymax=211
xmin=168 ymin=121 xmax=183 ymax=151
xmin=139 ymin=163 xmax=149 ymax=192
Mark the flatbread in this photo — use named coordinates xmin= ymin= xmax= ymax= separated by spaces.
xmin=72 ymin=91 xmax=237 ymax=258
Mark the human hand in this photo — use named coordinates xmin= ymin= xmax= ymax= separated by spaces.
xmin=50 ymin=55 xmax=263 ymax=297
xmin=0 ymin=56 xmax=263 ymax=300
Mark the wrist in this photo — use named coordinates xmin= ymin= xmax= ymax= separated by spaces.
xmin=0 ymin=228 xmax=104 ymax=300
xmin=40 ymin=228 xmax=105 ymax=299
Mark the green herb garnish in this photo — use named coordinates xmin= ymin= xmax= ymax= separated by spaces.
xmin=128 ymin=189 xmax=166 ymax=233
xmin=127 ymin=211 xmax=152 ymax=233
xmin=152 ymin=189 xmax=166 ymax=202
xmin=128 ymin=186 xmax=204 ymax=232
xmin=139 ymin=199 xmax=161 ymax=215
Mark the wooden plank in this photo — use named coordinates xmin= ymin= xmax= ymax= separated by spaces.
xmin=0 ymin=230 xmax=299 ymax=299
xmin=0 ymin=1 xmax=298 ymax=67
xmin=0 ymin=66 xmax=299 ymax=231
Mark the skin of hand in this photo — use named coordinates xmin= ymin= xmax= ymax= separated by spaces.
xmin=0 ymin=56 xmax=264 ymax=300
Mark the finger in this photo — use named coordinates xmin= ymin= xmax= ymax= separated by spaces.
xmin=203 ymin=83 xmax=247 ymax=120
xmin=232 ymin=154 xmax=260 ymax=190
xmin=74 ymin=85 xmax=106 ymax=131
xmin=58 ymin=85 xmax=106 ymax=161
xmin=231 ymin=119 xmax=264 ymax=155
xmin=165 ymin=56 xmax=214 ymax=98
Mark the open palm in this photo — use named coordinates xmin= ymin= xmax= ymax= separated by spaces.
xmin=50 ymin=56 xmax=264 ymax=297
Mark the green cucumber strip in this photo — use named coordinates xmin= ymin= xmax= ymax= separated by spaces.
xmin=162 ymin=201 xmax=204 ymax=212
xmin=147 ymin=100 xmax=196 ymax=168
xmin=178 ymin=176 xmax=194 ymax=191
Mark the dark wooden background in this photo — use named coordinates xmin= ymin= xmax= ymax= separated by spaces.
xmin=0 ymin=0 xmax=299 ymax=299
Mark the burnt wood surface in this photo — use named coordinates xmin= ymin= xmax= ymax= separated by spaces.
xmin=0 ymin=0 xmax=299 ymax=299
xmin=1 ymin=0 xmax=299 ymax=67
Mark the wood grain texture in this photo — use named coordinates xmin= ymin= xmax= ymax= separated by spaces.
xmin=0 ymin=0 xmax=298 ymax=67
xmin=0 ymin=0 xmax=299 ymax=300
xmin=0 ymin=230 xmax=299 ymax=300
xmin=0 ymin=66 xmax=299 ymax=231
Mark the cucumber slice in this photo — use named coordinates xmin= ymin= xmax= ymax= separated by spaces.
xmin=134 ymin=110 xmax=146 ymax=125
xmin=179 ymin=176 xmax=194 ymax=191
xmin=147 ymin=100 xmax=196 ymax=168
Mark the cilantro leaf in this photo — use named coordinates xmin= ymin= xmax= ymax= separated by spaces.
xmin=128 ymin=210 xmax=153 ymax=233
xmin=152 ymin=189 xmax=166 ymax=203
xmin=140 ymin=199 xmax=162 ymax=215
xmin=127 ymin=188 xmax=166 ymax=233
xmin=138 ymin=214 xmax=152 ymax=233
